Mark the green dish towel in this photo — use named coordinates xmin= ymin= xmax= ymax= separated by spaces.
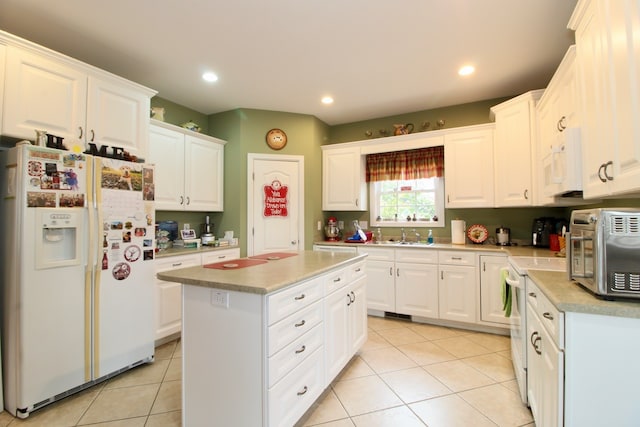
xmin=501 ymin=268 xmax=512 ymax=318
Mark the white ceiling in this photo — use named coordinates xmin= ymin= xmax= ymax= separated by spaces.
xmin=0 ymin=0 xmax=577 ymax=125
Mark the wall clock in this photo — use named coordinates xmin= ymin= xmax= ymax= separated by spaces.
xmin=265 ymin=128 xmax=287 ymax=150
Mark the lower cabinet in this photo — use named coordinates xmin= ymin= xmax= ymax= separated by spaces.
xmin=154 ymin=253 xmax=201 ymax=341
xmin=479 ymin=255 xmax=510 ymax=326
xmin=395 ymin=248 xmax=439 ymax=318
xmin=154 ymin=248 xmax=240 ymax=341
xmin=438 ymin=251 xmax=477 ymax=323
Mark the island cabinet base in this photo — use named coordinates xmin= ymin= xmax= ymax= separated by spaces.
xmin=181 ymin=257 xmax=367 ymax=427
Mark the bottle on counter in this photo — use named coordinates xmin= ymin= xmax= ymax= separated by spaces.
xmin=376 ymin=227 xmax=383 ymax=243
xmin=427 ymin=229 xmax=434 ymax=244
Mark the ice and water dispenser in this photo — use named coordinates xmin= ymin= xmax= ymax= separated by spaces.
xmin=35 ymin=208 xmax=84 ymax=269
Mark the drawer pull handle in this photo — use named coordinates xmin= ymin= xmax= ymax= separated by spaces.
xmin=528 ymin=292 xmax=537 ymax=298
xmin=297 ymin=386 xmax=308 ymax=396
xmin=295 ymin=345 xmax=306 ymax=354
xmin=355 ymin=267 xmax=361 ymax=272
xmin=347 ymin=294 xmax=352 ymax=306
xmin=172 ymin=263 xmax=182 ymax=267
xmin=333 ymin=277 xmax=341 ymax=283
xmin=452 ymin=257 xmax=462 ymax=260
xmin=294 ymin=294 xmax=306 ymax=301
xmin=218 ymin=255 xmax=227 ymax=259
xmin=295 ymin=320 xmax=306 ymax=328
xmin=543 ymin=312 xmax=554 ymax=320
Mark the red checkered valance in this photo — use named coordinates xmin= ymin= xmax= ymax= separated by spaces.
xmin=365 ymin=146 xmax=444 ymax=182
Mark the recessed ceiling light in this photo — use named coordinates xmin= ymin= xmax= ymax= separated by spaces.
xmin=202 ymin=72 xmax=218 ymax=82
xmin=458 ymin=65 xmax=475 ymax=76
xmin=321 ymin=96 xmax=334 ymax=105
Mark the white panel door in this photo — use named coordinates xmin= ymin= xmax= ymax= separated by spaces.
xmin=248 ymin=154 xmax=303 ymax=256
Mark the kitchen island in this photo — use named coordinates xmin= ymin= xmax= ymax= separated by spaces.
xmin=157 ymin=250 xmax=367 ymax=427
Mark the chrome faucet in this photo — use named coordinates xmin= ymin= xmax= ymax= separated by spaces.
xmin=401 ymin=228 xmax=406 ymax=242
xmin=412 ymin=228 xmax=421 ymax=242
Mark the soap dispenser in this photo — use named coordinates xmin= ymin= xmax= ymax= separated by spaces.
xmin=427 ymin=229 xmax=434 ymax=244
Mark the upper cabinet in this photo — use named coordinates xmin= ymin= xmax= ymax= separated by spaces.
xmin=569 ymin=0 xmax=640 ymax=198
xmin=444 ymin=124 xmax=495 ymax=208
xmin=491 ymin=90 xmax=543 ymax=207
xmin=322 ymin=145 xmax=367 ymax=211
xmin=149 ymin=121 xmax=225 ymax=211
xmin=1 ymin=35 xmax=155 ymax=158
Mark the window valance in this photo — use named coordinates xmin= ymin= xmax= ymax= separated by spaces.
xmin=365 ymin=146 xmax=444 ymax=182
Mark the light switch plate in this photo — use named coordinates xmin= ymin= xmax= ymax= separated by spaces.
xmin=211 ymin=290 xmax=229 ymax=308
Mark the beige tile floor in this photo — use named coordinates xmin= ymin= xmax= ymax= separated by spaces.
xmin=0 ymin=316 xmax=535 ymax=427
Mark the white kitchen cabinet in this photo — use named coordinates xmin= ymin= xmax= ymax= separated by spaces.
xmin=357 ymin=246 xmax=395 ymax=313
xmin=491 ymin=91 xmax=543 ymax=207
xmin=438 ymin=251 xmax=477 ymax=323
xmin=444 ymin=124 xmax=495 ymax=208
xmin=2 ymin=45 xmax=153 ymax=157
xmin=570 ymin=0 xmax=640 ymax=198
xmin=526 ymin=279 xmax=563 ymax=427
xmin=154 ymin=253 xmax=201 ymax=341
xmin=395 ymin=248 xmax=439 ymax=319
xmin=149 ymin=121 xmax=226 ymax=211
xmin=154 ymin=248 xmax=240 ymax=342
xmin=479 ymin=255 xmax=509 ymax=326
xmin=322 ymin=145 xmax=367 ymax=211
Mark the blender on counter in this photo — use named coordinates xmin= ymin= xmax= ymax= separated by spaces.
xmin=201 ymin=215 xmax=215 ymax=245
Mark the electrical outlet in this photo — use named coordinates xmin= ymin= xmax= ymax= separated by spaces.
xmin=317 ymin=220 xmax=322 ymax=231
xmin=338 ymin=221 xmax=344 ymax=229
xmin=360 ymin=221 xmax=368 ymax=230
xmin=211 ymin=290 xmax=229 ymax=308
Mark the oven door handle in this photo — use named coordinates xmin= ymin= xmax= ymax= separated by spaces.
xmin=505 ymin=273 xmax=522 ymax=289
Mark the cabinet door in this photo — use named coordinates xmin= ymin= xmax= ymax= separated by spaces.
xmin=526 ymin=306 xmax=543 ymax=422
xmin=349 ymin=276 xmax=368 ymax=354
xmin=322 ymin=147 xmax=367 ymax=211
xmin=479 ymin=255 xmax=509 ymax=326
xmin=605 ymin=0 xmax=640 ymax=196
xmin=444 ymin=127 xmax=494 ymax=208
xmin=149 ymin=125 xmax=185 ymax=210
xmin=438 ymin=265 xmax=476 ymax=322
xmin=365 ymin=260 xmax=395 ymax=312
xmin=324 ymin=288 xmax=350 ymax=382
xmin=574 ymin=0 xmax=615 ymax=198
xmin=3 ymin=46 xmax=87 ymax=143
xmin=184 ymin=135 xmax=224 ymax=211
xmin=395 ymin=262 xmax=439 ymax=318
xmin=493 ymin=97 xmax=536 ymax=207
xmin=86 ymin=76 xmax=150 ymax=158
xmin=155 ymin=254 xmax=201 ymax=341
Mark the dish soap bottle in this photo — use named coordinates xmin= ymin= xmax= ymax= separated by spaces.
xmin=427 ymin=229 xmax=434 ymax=244
xmin=376 ymin=227 xmax=383 ymax=243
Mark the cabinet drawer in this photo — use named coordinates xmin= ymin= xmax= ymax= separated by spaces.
xmin=395 ymin=248 xmax=438 ymax=264
xmin=200 ymin=248 xmax=240 ymax=265
xmin=527 ymin=279 xmax=564 ymax=349
xmin=438 ymin=251 xmax=476 ymax=266
xmin=269 ymin=348 xmax=324 ymax=427
xmin=324 ymin=267 xmax=348 ymax=294
xmin=268 ymin=300 xmax=323 ymax=356
xmin=348 ymin=260 xmax=366 ymax=282
xmin=268 ymin=323 xmax=323 ymax=388
xmin=357 ymin=246 xmax=394 ymax=261
xmin=155 ymin=254 xmax=201 ymax=273
xmin=268 ymin=276 xmax=323 ymax=326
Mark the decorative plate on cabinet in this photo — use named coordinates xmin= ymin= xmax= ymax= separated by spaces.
xmin=265 ymin=128 xmax=287 ymax=150
xmin=467 ymin=224 xmax=488 ymax=244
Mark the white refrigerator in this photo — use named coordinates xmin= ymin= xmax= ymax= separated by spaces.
xmin=0 ymin=141 xmax=156 ymax=418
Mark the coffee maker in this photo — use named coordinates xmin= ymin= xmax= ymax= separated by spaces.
xmin=532 ymin=217 xmax=554 ymax=247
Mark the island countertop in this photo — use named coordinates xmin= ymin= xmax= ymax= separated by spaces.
xmin=156 ymin=250 xmax=367 ymax=295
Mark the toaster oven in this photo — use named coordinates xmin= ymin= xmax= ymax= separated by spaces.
xmin=568 ymin=208 xmax=640 ymax=299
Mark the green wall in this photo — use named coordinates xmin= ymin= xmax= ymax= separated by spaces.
xmin=151 ymin=95 xmax=640 ymax=251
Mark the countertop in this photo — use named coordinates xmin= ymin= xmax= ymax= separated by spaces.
xmin=155 ymin=244 xmax=240 ymax=258
xmin=157 ymin=250 xmax=366 ymax=295
xmin=313 ymin=240 xmax=559 ymax=257
xmin=527 ymin=270 xmax=640 ymax=319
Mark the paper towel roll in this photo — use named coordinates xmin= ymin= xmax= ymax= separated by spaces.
xmin=451 ymin=220 xmax=466 ymax=244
